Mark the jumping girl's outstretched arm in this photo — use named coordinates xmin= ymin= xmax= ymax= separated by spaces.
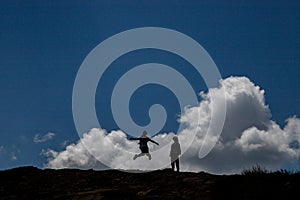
xmin=149 ymin=138 xmax=159 ymax=145
xmin=129 ymin=137 xmax=140 ymax=140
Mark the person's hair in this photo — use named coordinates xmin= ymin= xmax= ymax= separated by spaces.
xmin=142 ymin=130 xmax=147 ymax=136
xmin=173 ymin=136 xmax=178 ymax=142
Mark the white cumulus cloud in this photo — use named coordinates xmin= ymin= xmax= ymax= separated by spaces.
xmin=43 ymin=76 xmax=300 ymax=174
xmin=34 ymin=132 xmax=55 ymax=143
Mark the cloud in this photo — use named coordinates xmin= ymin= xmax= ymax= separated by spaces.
xmin=60 ymin=140 xmax=69 ymax=148
xmin=34 ymin=132 xmax=55 ymax=143
xmin=11 ymin=152 xmax=17 ymax=161
xmin=43 ymin=76 xmax=300 ymax=174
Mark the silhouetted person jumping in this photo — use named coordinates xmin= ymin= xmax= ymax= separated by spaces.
xmin=170 ymin=136 xmax=181 ymax=172
xmin=130 ymin=131 xmax=159 ymax=160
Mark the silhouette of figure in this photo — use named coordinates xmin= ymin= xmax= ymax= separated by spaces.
xmin=170 ymin=136 xmax=181 ymax=172
xmin=130 ymin=131 xmax=159 ymax=160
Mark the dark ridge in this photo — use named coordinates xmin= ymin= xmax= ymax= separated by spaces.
xmin=1 ymin=167 xmax=300 ymax=199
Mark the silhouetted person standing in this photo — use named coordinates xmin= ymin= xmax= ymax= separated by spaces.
xmin=170 ymin=136 xmax=181 ymax=172
xmin=130 ymin=131 xmax=159 ymax=160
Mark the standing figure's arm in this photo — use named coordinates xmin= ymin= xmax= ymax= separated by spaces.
xmin=169 ymin=144 xmax=173 ymax=157
xmin=178 ymin=144 xmax=181 ymax=155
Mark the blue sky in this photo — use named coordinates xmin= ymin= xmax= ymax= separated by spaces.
xmin=0 ymin=0 xmax=299 ymax=170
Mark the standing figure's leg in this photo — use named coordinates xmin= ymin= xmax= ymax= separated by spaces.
xmin=171 ymin=160 xmax=175 ymax=171
xmin=175 ymin=158 xmax=180 ymax=172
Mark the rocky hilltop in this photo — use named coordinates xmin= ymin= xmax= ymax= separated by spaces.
xmin=0 ymin=167 xmax=299 ymax=199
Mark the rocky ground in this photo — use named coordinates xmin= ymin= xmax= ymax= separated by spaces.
xmin=0 ymin=166 xmax=299 ymax=199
